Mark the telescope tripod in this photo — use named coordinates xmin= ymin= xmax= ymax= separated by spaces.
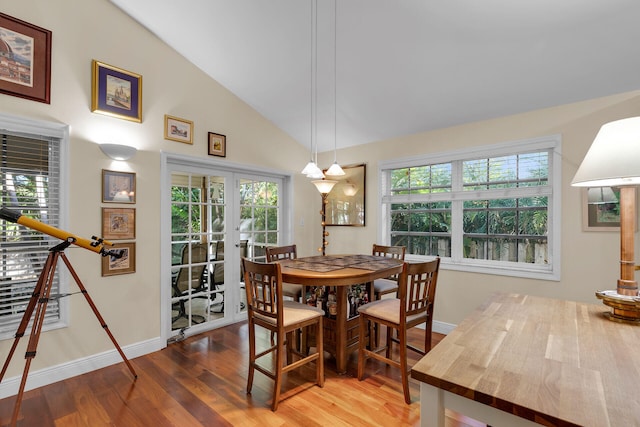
xmin=0 ymin=240 xmax=137 ymax=426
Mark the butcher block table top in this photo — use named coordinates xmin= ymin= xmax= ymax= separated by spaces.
xmin=411 ymin=293 xmax=640 ymax=427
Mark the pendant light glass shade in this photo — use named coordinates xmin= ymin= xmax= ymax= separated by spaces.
xmin=312 ymin=179 xmax=338 ymax=194
xmin=326 ymin=161 xmax=345 ymax=176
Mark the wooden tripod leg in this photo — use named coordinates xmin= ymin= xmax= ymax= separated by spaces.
xmin=60 ymin=253 xmax=138 ymax=379
xmin=0 ymin=250 xmax=56 ymax=383
xmin=10 ymin=250 xmax=60 ymax=426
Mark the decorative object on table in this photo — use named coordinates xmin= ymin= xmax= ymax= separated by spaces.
xmin=311 ymin=179 xmax=337 ymax=255
xmin=207 ymin=132 xmax=226 ymax=157
xmin=91 ymin=60 xmax=142 ymax=122
xmin=102 ymin=207 xmax=135 ymax=240
xmin=101 ymin=242 xmax=136 ymax=276
xmin=572 ymin=117 xmax=640 ymax=323
xmin=164 ymin=114 xmax=193 ymax=144
xmin=0 ymin=13 xmax=51 ymax=104
xmin=324 ymin=163 xmax=366 ymax=226
xmin=102 ymin=169 xmax=136 ymax=203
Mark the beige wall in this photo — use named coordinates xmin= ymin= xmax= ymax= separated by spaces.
xmin=319 ymin=90 xmax=640 ymax=326
xmin=1 ymin=0 xmax=640 ymax=386
xmin=0 ymin=0 xmax=316 ymax=380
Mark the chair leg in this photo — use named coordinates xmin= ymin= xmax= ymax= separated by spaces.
xmin=272 ymin=331 xmax=285 ymax=411
xmin=357 ymin=315 xmax=368 ymax=380
xmin=246 ymin=321 xmax=256 ymax=394
xmin=399 ymin=327 xmax=411 ymax=404
xmin=385 ymin=325 xmax=393 ymax=359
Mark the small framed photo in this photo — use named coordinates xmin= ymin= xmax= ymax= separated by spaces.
xmin=102 ymin=169 xmax=136 ymax=203
xmin=165 ymin=115 xmax=193 ymax=144
xmin=102 ymin=207 xmax=135 ymax=240
xmin=102 ymin=242 xmax=136 ymax=276
xmin=582 ymin=187 xmax=621 ymax=231
xmin=208 ymin=132 xmax=226 ymax=157
xmin=91 ymin=60 xmax=142 ymax=122
xmin=0 ymin=13 xmax=52 ymax=104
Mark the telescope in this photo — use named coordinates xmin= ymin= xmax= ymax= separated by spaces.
xmin=0 ymin=206 xmax=122 ymax=258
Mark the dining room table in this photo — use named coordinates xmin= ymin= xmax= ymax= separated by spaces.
xmin=277 ymin=254 xmax=404 ymax=374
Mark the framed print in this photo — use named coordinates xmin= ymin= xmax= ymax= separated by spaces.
xmin=164 ymin=115 xmax=193 ymax=144
xmin=0 ymin=13 xmax=52 ymax=104
xmin=91 ymin=60 xmax=142 ymax=122
xmin=102 ymin=207 xmax=135 ymax=240
xmin=582 ymin=187 xmax=623 ymax=231
xmin=324 ymin=163 xmax=366 ymax=226
xmin=102 ymin=169 xmax=136 ymax=203
xmin=101 ymin=242 xmax=136 ymax=276
xmin=208 ymin=132 xmax=226 ymax=157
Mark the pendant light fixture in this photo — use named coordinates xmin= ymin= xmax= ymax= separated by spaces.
xmin=302 ymin=0 xmax=324 ymax=179
xmin=325 ymin=0 xmax=345 ymax=177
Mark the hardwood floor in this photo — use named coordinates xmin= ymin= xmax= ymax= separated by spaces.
xmin=0 ymin=322 xmax=485 ymax=427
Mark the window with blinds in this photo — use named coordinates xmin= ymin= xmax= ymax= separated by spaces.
xmin=0 ymin=127 xmax=63 ymax=335
xmin=380 ymin=135 xmax=561 ymax=280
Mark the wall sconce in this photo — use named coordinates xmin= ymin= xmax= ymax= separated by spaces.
xmin=99 ymin=143 xmax=137 ymax=161
xmin=312 ymin=179 xmax=337 ymax=255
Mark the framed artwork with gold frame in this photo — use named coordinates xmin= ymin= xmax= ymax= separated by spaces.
xmin=91 ymin=60 xmax=142 ymax=122
xmin=101 ymin=242 xmax=136 ymax=276
xmin=102 ymin=207 xmax=135 ymax=240
xmin=164 ymin=115 xmax=193 ymax=144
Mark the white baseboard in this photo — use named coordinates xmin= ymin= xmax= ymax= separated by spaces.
xmin=0 ymin=337 xmax=165 ymax=399
xmin=433 ymin=320 xmax=456 ymax=335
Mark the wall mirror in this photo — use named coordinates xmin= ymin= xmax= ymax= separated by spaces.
xmin=324 ymin=163 xmax=366 ymax=226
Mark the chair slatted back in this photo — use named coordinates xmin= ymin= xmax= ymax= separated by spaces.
xmin=398 ymin=258 xmax=440 ymax=319
xmin=372 ymin=244 xmax=406 ymax=280
xmin=265 ymin=244 xmax=297 ymax=262
xmin=242 ymin=258 xmax=283 ymax=324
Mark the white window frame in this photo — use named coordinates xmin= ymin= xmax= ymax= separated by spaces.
xmin=0 ymin=113 xmax=70 ymax=339
xmin=379 ymin=135 xmax=561 ymax=281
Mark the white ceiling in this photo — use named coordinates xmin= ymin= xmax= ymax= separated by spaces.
xmin=110 ymin=0 xmax=640 ymax=153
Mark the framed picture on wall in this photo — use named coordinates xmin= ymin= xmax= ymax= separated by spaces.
xmin=101 ymin=242 xmax=136 ymax=276
xmin=582 ymin=187 xmax=622 ymax=231
xmin=208 ymin=132 xmax=226 ymax=157
xmin=102 ymin=207 xmax=135 ymax=240
xmin=0 ymin=13 xmax=52 ymax=104
xmin=323 ymin=163 xmax=366 ymax=226
xmin=102 ymin=169 xmax=136 ymax=203
xmin=91 ymin=60 xmax=142 ymax=122
xmin=164 ymin=115 xmax=193 ymax=144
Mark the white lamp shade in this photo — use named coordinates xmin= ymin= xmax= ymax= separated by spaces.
xmin=99 ymin=143 xmax=137 ymax=161
xmin=312 ymin=179 xmax=337 ymax=194
xmin=343 ymin=183 xmax=358 ymax=196
xmin=572 ymin=117 xmax=640 ymax=187
xmin=325 ymin=162 xmax=345 ymax=176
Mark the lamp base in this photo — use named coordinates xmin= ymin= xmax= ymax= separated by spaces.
xmin=595 ymin=290 xmax=640 ymax=325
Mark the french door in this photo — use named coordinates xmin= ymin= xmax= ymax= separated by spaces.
xmin=163 ymin=155 xmax=290 ymax=340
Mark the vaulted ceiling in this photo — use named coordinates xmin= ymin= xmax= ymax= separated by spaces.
xmin=111 ymin=0 xmax=640 ymax=152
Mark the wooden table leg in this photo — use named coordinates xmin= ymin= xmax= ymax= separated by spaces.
xmin=334 ymin=285 xmax=348 ymax=374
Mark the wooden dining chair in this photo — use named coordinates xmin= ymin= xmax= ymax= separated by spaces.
xmin=372 ymin=244 xmax=406 ymax=300
xmin=242 ymin=258 xmax=324 ymax=411
xmin=265 ymin=244 xmax=303 ymax=302
xmin=357 ymin=257 xmax=440 ymax=404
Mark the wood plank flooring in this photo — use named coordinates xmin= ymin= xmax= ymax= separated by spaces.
xmin=0 ymin=322 xmax=485 ymax=426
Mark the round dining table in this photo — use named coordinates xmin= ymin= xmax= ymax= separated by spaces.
xmin=277 ymin=254 xmax=404 ymax=374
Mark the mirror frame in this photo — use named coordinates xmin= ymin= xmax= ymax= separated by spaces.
xmin=324 ymin=163 xmax=366 ymax=226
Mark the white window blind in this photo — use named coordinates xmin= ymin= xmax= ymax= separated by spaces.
xmin=0 ymin=129 xmax=62 ymax=335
